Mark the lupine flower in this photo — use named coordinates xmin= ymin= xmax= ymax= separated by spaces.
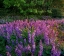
xmin=31 ymin=42 xmax=36 ymax=54
xmin=17 ymin=43 xmax=23 ymax=51
xmin=15 ymin=26 xmax=22 ymax=39
xmin=36 ymin=28 xmax=41 ymax=35
xmin=16 ymin=39 xmax=18 ymax=44
xmin=27 ymin=44 xmax=31 ymax=51
xmin=6 ymin=45 xmax=12 ymax=52
xmin=6 ymin=52 xmax=11 ymax=56
xmin=51 ymin=44 xmax=61 ymax=56
xmin=31 ymin=30 xmax=36 ymax=55
xmin=24 ymin=39 xmax=26 ymax=43
xmin=15 ymin=46 xmax=22 ymax=56
xmin=28 ymin=30 xmax=31 ymax=44
xmin=44 ymin=35 xmax=49 ymax=45
xmin=0 ymin=27 xmax=5 ymax=37
xmin=6 ymin=32 xmax=10 ymax=44
xmin=24 ymin=44 xmax=31 ymax=52
xmin=38 ymin=40 xmax=43 ymax=56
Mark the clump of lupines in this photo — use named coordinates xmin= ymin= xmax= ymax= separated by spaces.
xmin=0 ymin=19 xmax=64 ymax=56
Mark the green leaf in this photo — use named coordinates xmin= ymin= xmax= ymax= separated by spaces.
xmin=33 ymin=9 xmax=38 ymax=13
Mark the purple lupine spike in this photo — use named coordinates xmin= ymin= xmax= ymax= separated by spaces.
xmin=6 ymin=23 xmax=12 ymax=35
xmin=56 ymin=50 xmax=61 ymax=56
xmin=41 ymin=22 xmax=50 ymax=45
xmin=17 ymin=33 xmax=22 ymax=39
xmin=31 ymin=30 xmax=36 ymax=45
xmin=51 ymin=44 xmax=61 ymax=56
xmin=16 ymin=39 xmax=18 ymax=45
xmin=6 ymin=33 xmax=10 ymax=44
xmin=6 ymin=23 xmax=10 ymax=34
xmin=9 ymin=26 xmax=13 ymax=34
xmin=50 ymin=38 xmax=55 ymax=45
xmin=24 ymin=44 xmax=31 ymax=52
xmin=51 ymin=44 xmax=56 ymax=56
xmin=7 ymin=32 xmax=10 ymax=39
xmin=31 ymin=30 xmax=36 ymax=55
xmin=38 ymin=40 xmax=43 ymax=56
xmin=3 ymin=27 xmax=7 ymax=38
xmin=16 ymin=49 xmax=22 ymax=56
xmin=6 ymin=52 xmax=11 ymax=56
xmin=6 ymin=45 xmax=12 ymax=52
xmin=24 ymin=46 xmax=27 ymax=52
xmin=0 ymin=27 xmax=4 ymax=36
xmin=15 ymin=27 xmax=22 ymax=39
xmin=44 ymin=35 xmax=49 ymax=45
xmin=27 ymin=44 xmax=31 ymax=51
xmin=0 ymin=26 xmax=7 ymax=38
xmin=28 ymin=30 xmax=31 ymax=44
xmin=31 ymin=43 xmax=35 ymax=54
xmin=15 ymin=46 xmax=22 ymax=56
xmin=6 ymin=23 xmax=11 ymax=43
xmin=24 ymin=39 xmax=26 ymax=43
xmin=36 ymin=28 xmax=41 ymax=35
xmin=17 ymin=43 xmax=23 ymax=51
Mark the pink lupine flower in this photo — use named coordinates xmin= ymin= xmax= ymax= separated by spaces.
xmin=6 ymin=52 xmax=11 ymax=56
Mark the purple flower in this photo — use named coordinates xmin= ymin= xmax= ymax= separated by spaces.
xmin=38 ymin=40 xmax=43 ymax=56
xmin=15 ymin=27 xmax=22 ymax=39
xmin=31 ymin=31 xmax=36 ymax=54
xmin=44 ymin=35 xmax=49 ymax=45
xmin=17 ymin=43 xmax=23 ymax=51
xmin=11 ymin=40 xmax=16 ymax=46
xmin=24 ymin=39 xmax=26 ymax=43
xmin=27 ymin=44 xmax=31 ymax=51
xmin=31 ymin=43 xmax=36 ymax=54
xmin=36 ymin=28 xmax=41 ymax=35
xmin=6 ymin=52 xmax=11 ymax=56
xmin=7 ymin=32 xmax=10 ymax=39
xmin=15 ymin=46 xmax=22 ymax=56
xmin=28 ymin=30 xmax=31 ymax=44
xmin=51 ymin=45 xmax=61 ymax=56
xmin=6 ymin=45 xmax=12 ymax=52
xmin=31 ymin=30 xmax=36 ymax=45
xmin=16 ymin=40 xmax=18 ymax=45
xmin=24 ymin=44 xmax=31 ymax=52
xmin=0 ymin=27 xmax=5 ymax=37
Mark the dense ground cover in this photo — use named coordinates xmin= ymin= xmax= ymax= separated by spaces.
xmin=0 ymin=19 xmax=64 ymax=56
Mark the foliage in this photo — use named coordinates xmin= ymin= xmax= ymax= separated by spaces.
xmin=0 ymin=0 xmax=62 ymax=17
xmin=0 ymin=36 xmax=6 ymax=56
xmin=3 ymin=0 xmax=44 ymax=16
xmin=51 ymin=8 xmax=62 ymax=18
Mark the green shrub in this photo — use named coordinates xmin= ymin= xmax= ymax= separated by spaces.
xmin=51 ymin=8 xmax=62 ymax=18
xmin=0 ymin=36 xmax=6 ymax=56
xmin=3 ymin=0 xmax=45 ymax=16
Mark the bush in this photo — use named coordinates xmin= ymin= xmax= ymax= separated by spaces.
xmin=3 ymin=0 xmax=44 ymax=16
xmin=51 ymin=8 xmax=62 ymax=18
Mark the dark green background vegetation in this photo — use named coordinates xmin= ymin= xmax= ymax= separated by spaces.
xmin=0 ymin=0 xmax=64 ymax=19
